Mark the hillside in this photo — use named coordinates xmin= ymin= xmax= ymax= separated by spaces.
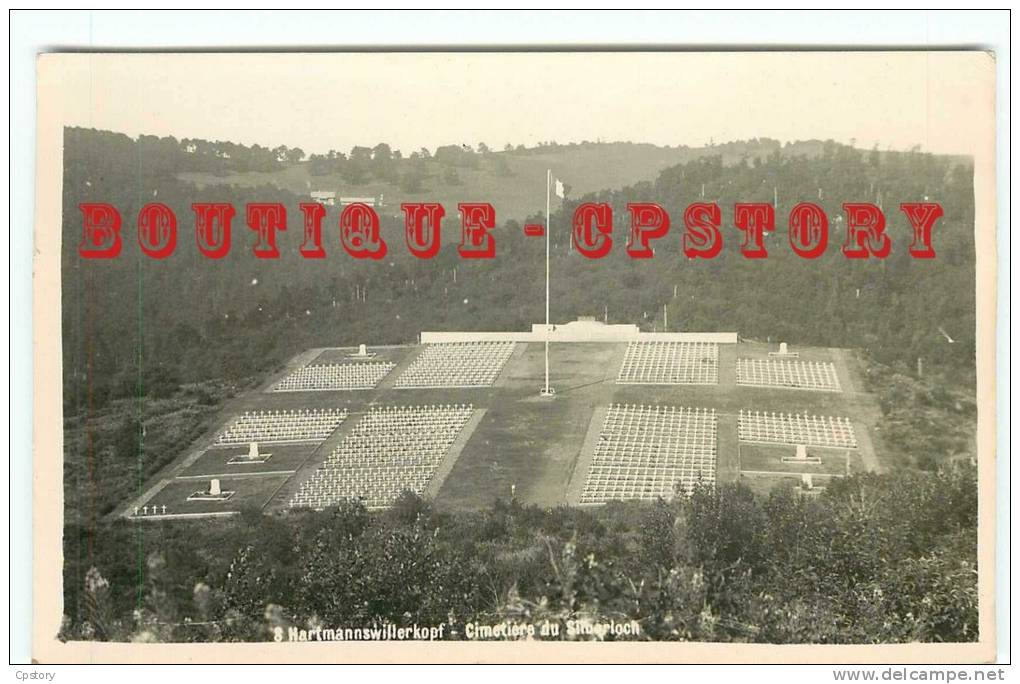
xmin=62 ymin=128 xmax=977 ymax=414
xmin=59 ymin=129 xmax=980 ymax=646
xmin=177 ymin=139 xmax=828 ymax=221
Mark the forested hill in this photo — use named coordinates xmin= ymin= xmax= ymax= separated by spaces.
xmin=173 ymin=136 xmax=857 ymax=221
xmin=61 ymin=128 xmax=976 ymax=417
xmin=59 ymin=130 xmax=980 ymax=644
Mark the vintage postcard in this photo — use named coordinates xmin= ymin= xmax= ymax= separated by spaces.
xmin=32 ymin=51 xmax=997 ymax=663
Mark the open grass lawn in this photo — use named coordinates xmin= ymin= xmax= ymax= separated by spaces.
xmin=179 ymin=443 xmax=317 ymax=478
xmin=140 ymin=474 xmax=290 ymax=516
xmin=738 ymin=442 xmax=865 ymax=476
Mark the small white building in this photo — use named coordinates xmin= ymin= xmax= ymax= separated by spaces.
xmin=310 ymin=191 xmax=336 ymax=206
xmin=339 ymin=195 xmax=381 ymax=208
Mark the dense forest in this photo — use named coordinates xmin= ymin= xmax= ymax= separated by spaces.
xmin=59 ymin=128 xmax=980 ymax=643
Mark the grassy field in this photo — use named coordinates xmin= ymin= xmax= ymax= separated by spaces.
xmin=138 ymin=474 xmax=289 ymax=517
xmin=125 ymin=336 xmax=885 ymax=519
xmin=179 ymin=443 xmax=318 ymax=478
xmin=738 ymin=443 xmax=865 ymax=476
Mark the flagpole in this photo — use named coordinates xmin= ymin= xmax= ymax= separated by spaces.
xmin=544 ymin=168 xmax=551 ymax=395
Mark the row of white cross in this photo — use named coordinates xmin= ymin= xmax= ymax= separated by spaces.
xmin=272 ymin=362 xmax=396 ymax=392
xmin=736 ymin=359 xmax=841 ymax=391
xmin=617 ymin=341 xmax=720 ymax=385
xmin=737 ymin=409 xmax=857 ymax=448
xmin=289 ymin=404 xmax=474 ymax=510
xmin=214 ymin=408 xmax=348 ymax=446
xmin=581 ymin=404 xmax=719 ymax=504
xmin=394 ymin=342 xmax=515 ymax=388
xmin=269 ymin=342 xmax=843 ymax=393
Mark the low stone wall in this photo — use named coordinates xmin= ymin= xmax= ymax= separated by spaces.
xmin=420 ymin=328 xmax=738 ymax=344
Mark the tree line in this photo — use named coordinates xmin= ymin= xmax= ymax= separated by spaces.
xmin=62 ymin=466 xmax=977 ymax=644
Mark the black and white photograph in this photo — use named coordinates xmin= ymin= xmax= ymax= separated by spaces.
xmin=18 ymin=26 xmax=1004 ymax=667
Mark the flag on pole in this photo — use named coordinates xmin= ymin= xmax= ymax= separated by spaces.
xmin=554 ymin=178 xmax=565 ymax=199
xmin=540 ymin=169 xmax=557 ymax=398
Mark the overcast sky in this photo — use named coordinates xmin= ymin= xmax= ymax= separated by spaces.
xmin=41 ymin=51 xmax=993 ymax=158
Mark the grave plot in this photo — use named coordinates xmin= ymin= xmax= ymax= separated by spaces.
xmin=737 ymin=409 xmax=857 ymax=449
xmin=579 ymin=404 xmax=717 ymax=504
xmin=211 ymin=408 xmax=348 ymax=446
xmin=616 ymin=342 xmax=719 ymax=385
xmin=271 ymin=362 xmax=396 ymax=392
xmin=289 ymin=404 xmax=475 ymax=510
xmin=736 ymin=359 xmax=840 ymax=392
xmin=394 ymin=342 xmax=515 ymax=388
